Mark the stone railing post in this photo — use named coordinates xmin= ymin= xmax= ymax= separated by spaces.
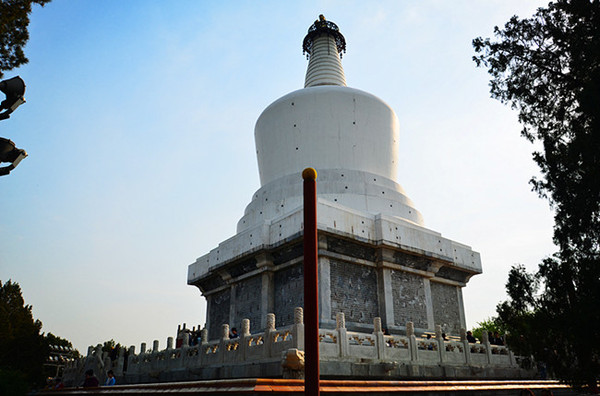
xmin=201 ymin=328 xmax=208 ymax=345
xmin=407 ymin=322 xmax=418 ymax=361
xmin=115 ymin=347 xmax=125 ymax=376
xmin=87 ymin=344 xmax=103 ymax=377
xmin=336 ymin=312 xmax=348 ymax=358
xmin=241 ymin=318 xmax=251 ymax=337
xmin=435 ymin=325 xmax=445 ymax=363
xmin=241 ymin=318 xmax=251 ymax=360
xmin=460 ymin=328 xmax=471 ymax=365
xmin=292 ymin=307 xmax=305 ymax=350
xmin=267 ymin=313 xmax=276 ymax=330
xmin=138 ymin=343 xmax=147 ymax=376
xmin=482 ymin=330 xmax=492 ymax=364
xmin=265 ymin=313 xmax=276 ymax=358
xmin=126 ymin=346 xmax=136 ymax=376
xmin=164 ymin=337 xmax=175 ymax=370
xmin=504 ymin=334 xmax=516 ymax=366
xmin=219 ymin=324 xmax=230 ymax=363
xmin=102 ymin=355 xmax=111 ymax=383
xmin=150 ymin=340 xmax=160 ymax=371
xmin=373 ymin=317 xmax=385 ymax=360
xmin=180 ymin=332 xmax=189 ymax=368
xmin=99 ymin=346 xmax=109 ymax=381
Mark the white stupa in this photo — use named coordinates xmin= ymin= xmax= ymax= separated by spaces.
xmin=188 ymin=15 xmax=482 ymax=340
xmin=61 ymin=17 xmax=525 ymax=386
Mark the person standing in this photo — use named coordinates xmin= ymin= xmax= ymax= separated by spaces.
xmin=466 ymin=331 xmax=477 ymax=343
xmin=105 ymin=370 xmax=116 ymax=386
xmin=82 ymin=369 xmax=99 ymax=388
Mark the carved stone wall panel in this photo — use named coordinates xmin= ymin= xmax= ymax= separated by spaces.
xmin=391 ymin=270 xmax=428 ymax=328
xmin=274 ymin=264 xmax=304 ymax=326
xmin=430 ymin=281 xmax=461 ymax=334
xmin=208 ymin=289 xmax=231 ymax=339
xmin=330 ymin=259 xmax=379 ymax=324
xmin=234 ymin=275 xmax=263 ymax=331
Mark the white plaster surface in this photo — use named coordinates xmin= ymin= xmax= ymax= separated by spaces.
xmin=188 ymin=198 xmax=482 ymax=285
xmin=255 ymin=85 xmax=399 ymax=187
xmin=237 ymin=169 xmax=423 ymax=232
xmin=304 ymin=34 xmax=347 ymax=87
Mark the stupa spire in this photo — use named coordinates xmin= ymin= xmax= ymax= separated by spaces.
xmin=302 ymin=15 xmax=347 ymax=87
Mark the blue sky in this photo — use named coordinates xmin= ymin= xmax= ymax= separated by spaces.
xmin=0 ymin=0 xmax=554 ymax=353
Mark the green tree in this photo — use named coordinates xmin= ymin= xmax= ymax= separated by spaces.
xmin=46 ymin=332 xmax=77 ymax=352
xmin=473 ymin=0 xmax=600 ymax=391
xmin=0 ymin=0 xmax=51 ymax=79
xmin=0 ymin=279 xmax=48 ymax=394
xmin=44 ymin=332 xmax=81 ymax=378
xmin=470 ymin=317 xmax=505 ymax=342
xmin=100 ymin=339 xmax=122 ymax=356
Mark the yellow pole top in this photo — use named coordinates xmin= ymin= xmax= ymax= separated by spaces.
xmin=302 ymin=167 xmax=317 ymax=180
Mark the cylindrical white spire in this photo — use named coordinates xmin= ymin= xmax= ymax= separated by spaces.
xmin=302 ymin=15 xmax=347 ymax=88
xmin=304 ymin=34 xmax=346 ymax=87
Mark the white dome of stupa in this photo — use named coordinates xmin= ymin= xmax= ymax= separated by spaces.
xmin=237 ymin=15 xmax=423 ymax=232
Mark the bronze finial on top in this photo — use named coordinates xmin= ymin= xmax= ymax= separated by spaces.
xmin=302 ymin=15 xmax=346 ymax=59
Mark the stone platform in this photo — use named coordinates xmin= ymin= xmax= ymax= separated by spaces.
xmin=62 ymin=308 xmax=533 ymax=387
xmin=188 ymin=200 xmax=482 ymax=340
xmin=40 ymin=379 xmax=579 ymax=395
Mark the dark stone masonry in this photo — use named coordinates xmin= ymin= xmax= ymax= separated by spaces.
xmin=193 ymin=231 xmax=475 ymax=339
xmin=234 ymin=275 xmax=263 ymax=331
xmin=330 ymin=259 xmax=379 ymax=324
xmin=274 ymin=263 xmax=304 ymax=327
xmin=431 ymin=281 xmax=462 ymax=334
xmin=391 ymin=270 xmax=428 ymax=328
xmin=208 ymin=289 xmax=230 ymax=340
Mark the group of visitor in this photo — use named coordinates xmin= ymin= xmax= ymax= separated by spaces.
xmin=80 ymin=369 xmax=116 ymax=388
xmin=177 ymin=328 xmax=201 ymax=347
xmin=179 ymin=326 xmax=238 ymax=346
xmin=189 ymin=329 xmax=202 ymax=346
xmin=488 ymin=331 xmax=505 ymax=346
xmin=466 ymin=331 xmax=477 ymax=343
xmin=464 ymin=330 xmax=505 ymax=345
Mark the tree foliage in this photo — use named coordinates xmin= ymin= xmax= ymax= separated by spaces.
xmin=45 ymin=332 xmax=81 ymax=379
xmin=46 ymin=331 xmax=76 ymax=351
xmin=0 ymin=280 xmax=79 ymax=394
xmin=0 ymin=0 xmax=51 ymax=79
xmin=100 ymin=339 xmax=122 ymax=357
xmin=473 ymin=0 xmax=600 ymax=391
xmin=471 ymin=317 xmax=505 ymax=342
xmin=0 ymin=279 xmax=48 ymax=393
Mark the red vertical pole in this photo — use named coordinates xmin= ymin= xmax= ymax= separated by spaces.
xmin=302 ymin=167 xmax=319 ymax=396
